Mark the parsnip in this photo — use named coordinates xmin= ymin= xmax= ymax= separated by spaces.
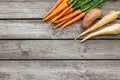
xmin=75 ymin=10 xmax=120 ymax=40
xmin=80 ymin=23 xmax=120 ymax=42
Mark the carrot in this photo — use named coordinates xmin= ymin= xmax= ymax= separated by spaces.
xmin=50 ymin=6 xmax=72 ymax=23
xmin=43 ymin=0 xmax=63 ymax=19
xmin=65 ymin=8 xmax=74 ymax=16
xmin=54 ymin=8 xmax=74 ymax=24
xmin=44 ymin=0 xmax=69 ymax=21
xmin=80 ymin=23 xmax=120 ymax=42
xmin=75 ymin=10 xmax=120 ymax=40
xmin=61 ymin=12 xmax=86 ymax=29
xmin=50 ymin=0 xmax=79 ymax=23
xmin=56 ymin=9 xmax=82 ymax=23
xmin=53 ymin=19 xmax=70 ymax=29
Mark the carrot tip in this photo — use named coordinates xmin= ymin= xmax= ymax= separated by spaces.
xmin=42 ymin=19 xmax=44 ymax=21
xmin=60 ymin=25 xmax=66 ymax=29
xmin=44 ymin=16 xmax=50 ymax=21
xmin=60 ymin=27 xmax=64 ymax=30
xmin=42 ymin=18 xmax=46 ymax=21
xmin=49 ymin=20 xmax=53 ymax=23
xmin=44 ymin=18 xmax=48 ymax=21
xmin=53 ymin=27 xmax=56 ymax=30
xmin=48 ymin=21 xmax=52 ymax=25
xmin=53 ymin=26 xmax=58 ymax=29
xmin=43 ymin=16 xmax=46 ymax=20
xmin=50 ymin=19 xmax=57 ymax=24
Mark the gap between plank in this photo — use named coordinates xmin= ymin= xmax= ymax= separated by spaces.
xmin=0 ymin=18 xmax=42 ymax=20
xmin=0 ymin=59 xmax=120 ymax=61
xmin=0 ymin=18 xmax=119 ymax=20
xmin=0 ymin=38 xmax=119 ymax=40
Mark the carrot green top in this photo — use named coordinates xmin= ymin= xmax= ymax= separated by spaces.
xmin=68 ymin=0 xmax=105 ymax=12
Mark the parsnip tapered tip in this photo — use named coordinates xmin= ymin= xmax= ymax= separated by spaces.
xmin=80 ymin=39 xmax=86 ymax=43
xmin=74 ymin=38 xmax=77 ymax=42
xmin=74 ymin=37 xmax=78 ymax=41
xmin=74 ymin=34 xmax=82 ymax=41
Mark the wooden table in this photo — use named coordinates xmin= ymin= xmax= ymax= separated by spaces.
xmin=0 ymin=0 xmax=120 ymax=80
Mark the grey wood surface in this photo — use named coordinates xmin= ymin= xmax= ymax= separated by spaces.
xmin=0 ymin=0 xmax=119 ymax=79
xmin=0 ymin=40 xmax=120 ymax=59
xmin=0 ymin=61 xmax=120 ymax=80
xmin=0 ymin=20 xmax=120 ymax=39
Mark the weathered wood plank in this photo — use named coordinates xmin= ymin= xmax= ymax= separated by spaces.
xmin=0 ymin=0 xmax=119 ymax=18
xmin=0 ymin=0 xmax=55 ymax=18
xmin=0 ymin=61 xmax=120 ymax=80
xmin=0 ymin=20 xmax=120 ymax=39
xmin=0 ymin=40 xmax=120 ymax=59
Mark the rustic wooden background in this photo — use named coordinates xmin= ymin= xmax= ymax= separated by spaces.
xmin=0 ymin=0 xmax=120 ymax=80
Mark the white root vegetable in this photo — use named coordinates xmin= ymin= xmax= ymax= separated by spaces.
xmin=80 ymin=23 xmax=120 ymax=42
xmin=75 ymin=10 xmax=120 ymax=40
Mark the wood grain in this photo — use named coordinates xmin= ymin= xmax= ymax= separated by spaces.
xmin=0 ymin=40 xmax=119 ymax=59
xmin=0 ymin=20 xmax=120 ymax=39
xmin=0 ymin=0 xmax=119 ymax=79
xmin=0 ymin=61 xmax=120 ymax=80
xmin=0 ymin=0 xmax=119 ymax=18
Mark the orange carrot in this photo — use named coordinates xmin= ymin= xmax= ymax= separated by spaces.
xmin=56 ymin=10 xmax=82 ymax=23
xmin=53 ymin=20 xmax=68 ymax=29
xmin=61 ymin=12 xmax=86 ymax=29
xmin=65 ymin=8 xmax=74 ymax=15
xmin=43 ymin=0 xmax=63 ymax=19
xmin=44 ymin=0 xmax=69 ymax=21
xmin=50 ymin=6 xmax=72 ymax=23
xmin=54 ymin=8 xmax=74 ymax=24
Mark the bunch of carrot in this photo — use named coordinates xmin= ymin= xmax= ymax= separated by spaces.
xmin=43 ymin=0 xmax=105 ymax=29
